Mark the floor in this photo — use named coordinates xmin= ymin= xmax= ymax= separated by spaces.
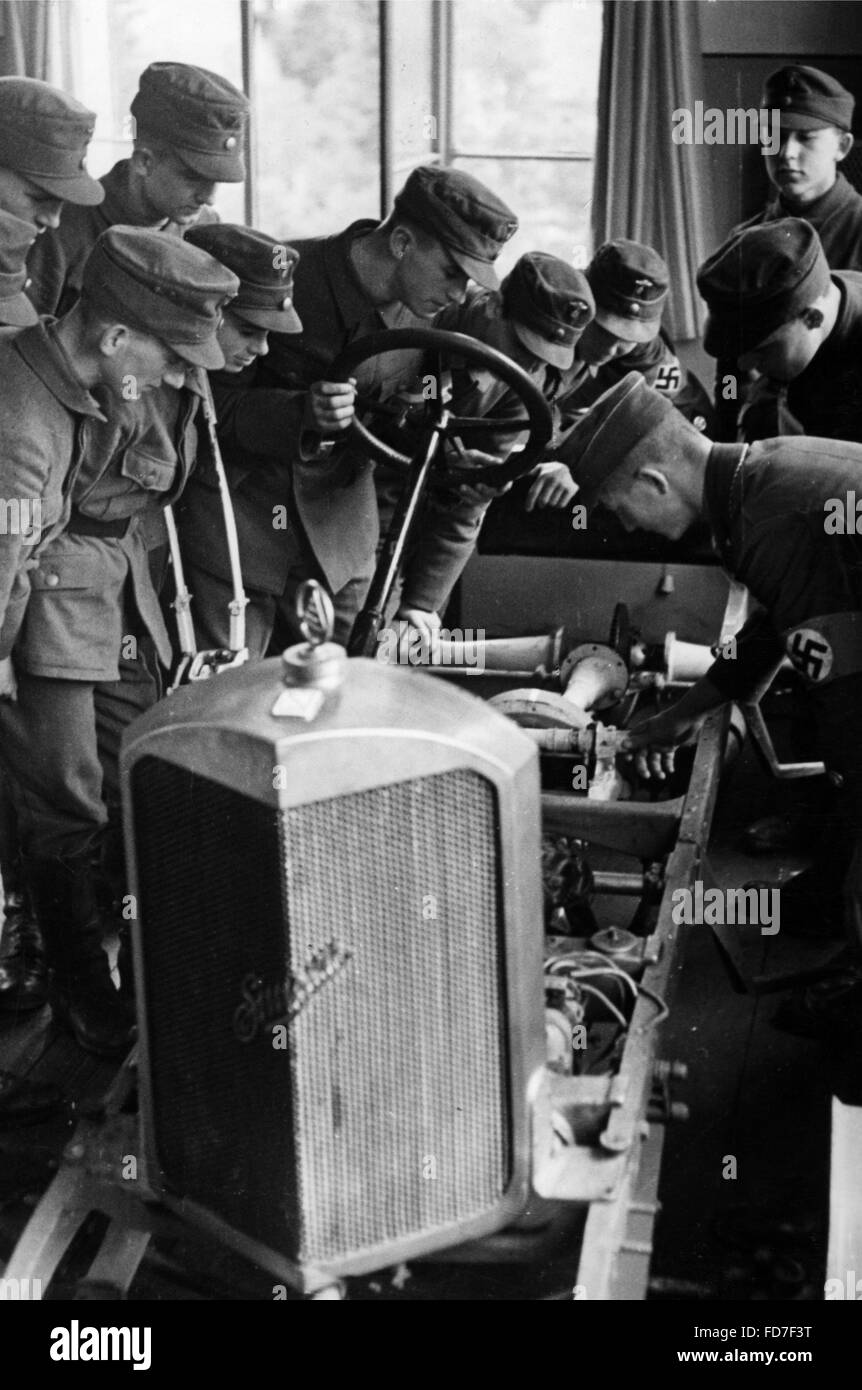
xmin=650 ymin=730 xmax=841 ymax=1302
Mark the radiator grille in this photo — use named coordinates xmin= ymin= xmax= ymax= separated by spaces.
xmin=132 ymin=755 xmax=511 ymax=1269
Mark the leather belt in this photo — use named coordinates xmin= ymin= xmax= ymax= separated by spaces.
xmin=66 ymin=511 xmax=131 ymax=539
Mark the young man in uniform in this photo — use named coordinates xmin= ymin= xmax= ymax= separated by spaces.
xmin=0 ymin=78 xmax=106 ymax=1118
xmin=699 ymin=218 xmax=862 ymax=445
xmin=372 ymin=250 xmax=597 ymax=644
xmin=169 ymin=220 xmax=302 ymax=651
xmin=25 ymin=61 xmax=249 ymax=318
xmin=699 ymin=216 xmax=862 ymax=870
xmin=0 ymin=76 xmax=104 ymax=237
xmin=553 ymin=240 xmax=692 ymax=422
xmin=713 ymin=65 xmax=861 ymax=441
xmin=177 ymin=164 xmax=519 ymax=656
xmin=0 ymin=227 xmax=238 ymax=1058
xmin=563 ymin=372 xmax=862 ymax=1045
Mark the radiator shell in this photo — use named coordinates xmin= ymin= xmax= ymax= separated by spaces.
xmin=120 ymin=656 xmax=545 ymax=1291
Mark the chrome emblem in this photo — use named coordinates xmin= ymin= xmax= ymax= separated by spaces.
xmin=295 ymin=579 xmax=335 ymax=646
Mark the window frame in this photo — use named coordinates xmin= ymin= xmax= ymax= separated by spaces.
xmin=378 ymin=0 xmax=598 ymax=216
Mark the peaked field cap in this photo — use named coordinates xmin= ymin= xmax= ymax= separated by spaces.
xmin=502 ymin=252 xmax=594 ymax=368
xmin=392 ymin=164 xmax=518 ymax=289
xmin=81 ymin=225 xmax=239 ymax=369
xmin=761 ymin=65 xmax=854 ymax=132
xmin=131 ymin=62 xmax=250 ymax=182
xmin=0 ymin=211 xmax=38 ymax=326
xmin=697 ymin=217 xmax=832 ymax=357
xmin=0 ymin=77 xmax=103 ymax=205
xmin=563 ymin=372 xmax=679 ymax=504
xmin=185 ymin=222 xmax=302 ymax=332
xmin=587 ymin=239 xmax=669 ymax=343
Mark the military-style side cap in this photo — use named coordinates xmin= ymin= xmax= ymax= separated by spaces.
xmin=587 ymin=239 xmax=670 ymax=343
xmin=131 ymin=63 xmax=250 ymax=182
xmin=185 ymin=223 xmax=302 ymax=332
xmin=392 ymin=165 xmax=518 ymax=290
xmin=761 ymin=65 xmax=854 ymax=132
xmin=0 ymin=77 xmax=103 ymax=206
xmin=563 ymin=372 xmax=678 ymax=506
xmin=502 ymin=252 xmax=594 ymax=369
xmin=697 ymin=218 xmax=832 ymax=358
xmin=0 ymin=211 xmax=38 ymax=327
xmin=81 ymin=225 xmax=239 ymax=369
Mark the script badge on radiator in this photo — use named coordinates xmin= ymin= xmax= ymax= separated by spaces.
xmin=232 ymin=941 xmax=353 ymax=1043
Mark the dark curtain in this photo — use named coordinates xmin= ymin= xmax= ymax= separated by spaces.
xmin=591 ymin=0 xmax=712 ymax=341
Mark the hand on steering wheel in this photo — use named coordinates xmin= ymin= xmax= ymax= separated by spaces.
xmin=327 ymin=327 xmax=553 ymax=488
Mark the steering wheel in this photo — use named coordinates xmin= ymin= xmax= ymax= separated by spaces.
xmin=328 ymin=327 xmax=554 ymax=486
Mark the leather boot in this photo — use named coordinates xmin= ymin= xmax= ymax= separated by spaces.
xmin=0 ymin=857 xmax=48 ymax=1013
xmin=23 ymin=853 xmax=136 ymax=1058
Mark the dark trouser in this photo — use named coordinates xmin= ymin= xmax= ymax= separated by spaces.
xmin=182 ymin=560 xmax=371 ymax=659
xmin=0 ymin=642 xmax=160 ymax=865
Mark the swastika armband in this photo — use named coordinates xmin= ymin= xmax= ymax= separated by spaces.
xmin=652 ymin=360 xmax=681 ymax=396
xmin=783 ymin=611 xmax=862 ymax=687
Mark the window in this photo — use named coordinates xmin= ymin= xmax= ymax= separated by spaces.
xmin=55 ymin=0 xmax=604 ymax=267
xmin=251 ymin=0 xmax=380 ymax=239
xmin=445 ymin=0 xmax=603 ymax=272
xmin=58 ymin=0 xmax=246 ymax=222
xmin=381 ymin=0 xmax=604 ymax=274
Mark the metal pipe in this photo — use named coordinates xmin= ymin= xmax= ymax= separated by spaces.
xmin=240 ymin=0 xmax=255 ymax=227
xmin=349 ymin=420 xmax=446 ymax=657
xmin=378 ymin=1 xmax=393 ymax=213
xmin=591 ymin=871 xmax=646 ymax=896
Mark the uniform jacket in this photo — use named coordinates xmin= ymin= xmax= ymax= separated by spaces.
xmin=179 ymin=220 xmax=430 ymax=597
xmin=715 ymin=173 xmax=862 ymax=439
xmin=0 ymin=320 xmax=106 ymax=659
xmin=25 ymin=159 xmax=219 ymax=317
xmin=16 ymin=380 xmax=202 ymax=681
xmin=736 ymin=172 xmax=862 ymax=271
xmin=704 ymin=436 xmax=862 ymax=778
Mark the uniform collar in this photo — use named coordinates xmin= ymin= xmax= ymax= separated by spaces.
xmin=100 ymin=160 xmax=170 ymax=231
xmin=703 ymin=441 xmax=749 ymax=554
xmin=13 ymin=320 xmax=106 ymax=419
xmin=771 ymin=171 xmax=856 ymax=225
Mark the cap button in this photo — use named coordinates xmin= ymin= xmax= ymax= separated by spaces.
xmin=280 ymin=295 xmax=292 ymax=310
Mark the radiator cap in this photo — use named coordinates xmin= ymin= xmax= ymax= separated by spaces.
xmin=281 ymin=581 xmax=347 ymax=693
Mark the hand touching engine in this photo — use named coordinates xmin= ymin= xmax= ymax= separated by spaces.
xmin=620 ymin=678 xmax=726 ymax=781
